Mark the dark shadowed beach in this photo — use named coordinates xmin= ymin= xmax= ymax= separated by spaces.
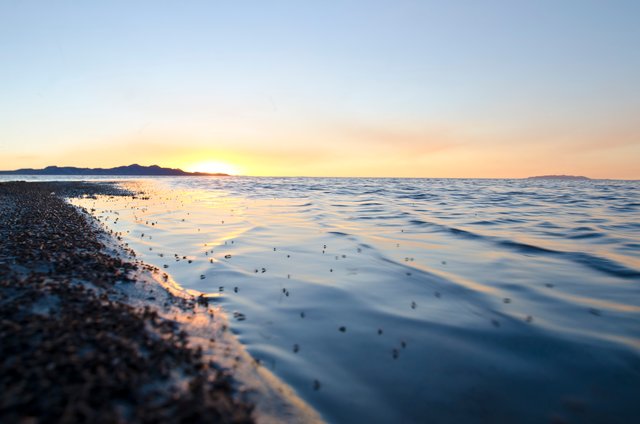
xmin=0 ymin=181 xmax=255 ymax=423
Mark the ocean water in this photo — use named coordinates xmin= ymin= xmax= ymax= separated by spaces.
xmin=61 ymin=177 xmax=640 ymax=423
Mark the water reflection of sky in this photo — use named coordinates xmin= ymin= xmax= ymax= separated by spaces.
xmin=71 ymin=177 xmax=640 ymax=423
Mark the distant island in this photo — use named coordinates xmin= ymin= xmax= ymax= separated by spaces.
xmin=0 ymin=164 xmax=229 ymax=176
xmin=526 ymin=175 xmax=591 ymax=181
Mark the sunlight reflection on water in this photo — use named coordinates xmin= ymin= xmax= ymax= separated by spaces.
xmin=67 ymin=177 xmax=639 ymax=423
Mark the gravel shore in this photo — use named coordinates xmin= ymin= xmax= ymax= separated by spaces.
xmin=0 ymin=181 xmax=254 ymax=423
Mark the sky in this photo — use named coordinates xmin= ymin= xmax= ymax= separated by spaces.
xmin=1 ymin=0 xmax=639 ymax=178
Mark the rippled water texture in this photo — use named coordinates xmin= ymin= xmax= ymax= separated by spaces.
xmin=69 ymin=177 xmax=639 ymax=423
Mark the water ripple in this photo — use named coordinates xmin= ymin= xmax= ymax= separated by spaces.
xmin=66 ymin=176 xmax=640 ymax=424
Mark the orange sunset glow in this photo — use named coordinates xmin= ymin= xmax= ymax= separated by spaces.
xmin=2 ymin=2 xmax=639 ymax=424
xmin=186 ymin=161 xmax=242 ymax=176
xmin=0 ymin=2 xmax=638 ymax=179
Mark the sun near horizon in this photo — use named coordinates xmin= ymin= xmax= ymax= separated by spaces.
xmin=185 ymin=161 xmax=243 ymax=176
xmin=0 ymin=1 xmax=639 ymax=179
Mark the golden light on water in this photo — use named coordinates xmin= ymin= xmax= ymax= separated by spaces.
xmin=186 ymin=161 xmax=242 ymax=176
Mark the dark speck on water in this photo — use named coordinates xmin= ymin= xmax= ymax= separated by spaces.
xmin=62 ymin=176 xmax=640 ymax=424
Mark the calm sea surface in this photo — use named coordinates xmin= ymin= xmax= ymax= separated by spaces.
xmin=16 ymin=176 xmax=640 ymax=423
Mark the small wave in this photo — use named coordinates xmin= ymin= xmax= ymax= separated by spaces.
xmin=567 ymin=232 xmax=604 ymax=240
xmin=500 ymin=241 xmax=640 ymax=278
xmin=468 ymin=218 xmax=526 ymax=226
xmin=590 ymin=195 xmax=618 ymax=201
xmin=566 ymin=226 xmax=604 ymax=239
xmin=409 ymin=219 xmax=639 ymax=280
xmin=571 ymin=253 xmax=640 ymax=279
xmin=327 ymin=231 xmax=350 ymax=237
xmin=409 ymin=219 xmax=485 ymax=240
xmin=496 ymin=217 xmax=528 ymax=224
xmin=571 ymin=226 xmax=597 ymax=232
xmin=499 ymin=240 xmax=555 ymax=254
xmin=448 ymin=227 xmax=482 ymax=239
xmin=397 ymin=193 xmax=432 ymax=200
xmin=468 ymin=220 xmax=499 ymax=226
xmin=536 ymin=221 xmax=563 ymax=229
xmin=609 ymin=206 xmax=639 ymax=212
xmin=355 ymin=201 xmax=384 ymax=206
xmin=353 ymin=215 xmax=403 ymax=221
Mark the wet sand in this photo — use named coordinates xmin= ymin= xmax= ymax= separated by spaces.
xmin=0 ymin=182 xmax=254 ymax=423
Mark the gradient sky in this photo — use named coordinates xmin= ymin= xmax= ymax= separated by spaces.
xmin=1 ymin=0 xmax=639 ymax=178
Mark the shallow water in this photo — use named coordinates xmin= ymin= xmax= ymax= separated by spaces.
xmin=63 ymin=177 xmax=640 ymax=423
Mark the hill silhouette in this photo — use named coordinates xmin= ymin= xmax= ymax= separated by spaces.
xmin=0 ymin=164 xmax=228 ymax=176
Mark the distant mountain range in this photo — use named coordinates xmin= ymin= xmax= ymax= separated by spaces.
xmin=527 ymin=175 xmax=591 ymax=180
xmin=0 ymin=164 xmax=229 ymax=176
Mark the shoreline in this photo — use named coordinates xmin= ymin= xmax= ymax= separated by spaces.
xmin=0 ymin=181 xmax=321 ymax=423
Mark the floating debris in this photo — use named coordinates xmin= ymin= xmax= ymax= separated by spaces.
xmin=589 ymin=308 xmax=602 ymax=317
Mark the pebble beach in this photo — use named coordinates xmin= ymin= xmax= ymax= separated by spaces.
xmin=0 ymin=182 xmax=269 ymax=423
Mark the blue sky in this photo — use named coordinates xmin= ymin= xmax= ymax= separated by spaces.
xmin=1 ymin=0 xmax=639 ymax=177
